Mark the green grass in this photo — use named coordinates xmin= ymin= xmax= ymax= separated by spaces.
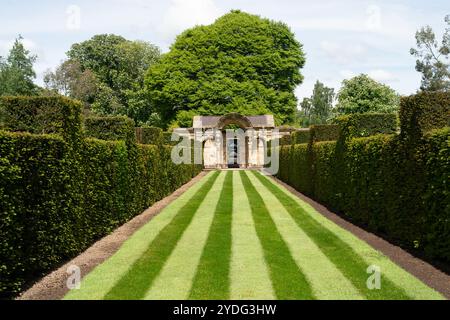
xmin=250 ymin=171 xmax=410 ymax=300
xmin=65 ymin=170 xmax=444 ymax=300
xmin=189 ymin=171 xmax=233 ymax=299
xmin=240 ymin=171 xmax=314 ymax=299
xmin=103 ymin=171 xmax=220 ymax=300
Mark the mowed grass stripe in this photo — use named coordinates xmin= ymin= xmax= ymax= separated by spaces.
xmin=252 ymin=172 xmax=411 ymax=300
xmin=273 ymin=183 xmax=445 ymax=300
xmin=189 ymin=171 xmax=233 ymax=300
xmin=240 ymin=171 xmax=314 ymax=300
xmin=230 ymin=171 xmax=275 ymax=300
xmin=247 ymin=172 xmax=363 ymax=300
xmin=64 ymin=171 xmax=215 ymax=300
xmin=103 ymin=171 xmax=221 ymax=300
xmin=143 ymin=172 xmax=226 ymax=300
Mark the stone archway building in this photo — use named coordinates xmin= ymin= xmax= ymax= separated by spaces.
xmin=175 ymin=113 xmax=290 ymax=169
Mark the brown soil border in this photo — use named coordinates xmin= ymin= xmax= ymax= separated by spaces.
xmin=17 ymin=171 xmax=208 ymax=300
xmin=269 ymin=175 xmax=450 ymax=300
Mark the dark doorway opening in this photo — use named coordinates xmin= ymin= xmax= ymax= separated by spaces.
xmin=228 ymin=138 xmax=239 ymax=169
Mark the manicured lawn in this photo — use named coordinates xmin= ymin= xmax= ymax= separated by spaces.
xmin=65 ymin=171 xmax=444 ymax=300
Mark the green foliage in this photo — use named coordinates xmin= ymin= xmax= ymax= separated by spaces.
xmin=0 ymin=129 xmax=201 ymax=299
xmin=0 ymin=96 xmax=82 ymax=141
xmin=334 ymin=113 xmax=398 ymax=139
xmin=0 ymin=36 xmax=38 ymax=96
xmin=84 ymin=116 xmax=136 ymax=142
xmin=277 ymin=96 xmax=450 ymax=265
xmin=136 ymin=126 xmax=164 ymax=145
xmin=336 ymin=74 xmax=400 ymax=114
xmin=145 ymin=10 xmax=305 ymax=128
xmin=410 ymin=15 xmax=450 ymax=92
xmin=310 ymin=125 xmax=340 ymax=142
xmin=299 ymin=81 xmax=335 ymax=126
xmin=291 ymin=130 xmax=310 ymax=144
xmin=45 ymin=34 xmax=161 ymax=125
xmin=399 ymin=91 xmax=450 ymax=140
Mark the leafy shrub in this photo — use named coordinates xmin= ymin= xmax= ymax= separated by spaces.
xmin=334 ymin=113 xmax=397 ymax=140
xmin=136 ymin=127 xmax=163 ymax=145
xmin=278 ymin=96 xmax=450 ymax=266
xmin=310 ymin=124 xmax=340 ymax=142
xmin=0 ymin=96 xmax=82 ymax=141
xmin=280 ymin=135 xmax=292 ymax=146
xmin=84 ymin=116 xmax=136 ymax=142
xmin=400 ymin=91 xmax=450 ymax=140
xmin=291 ymin=130 xmax=310 ymax=144
xmin=0 ymin=129 xmax=202 ymax=299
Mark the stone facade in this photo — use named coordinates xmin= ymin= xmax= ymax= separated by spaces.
xmin=175 ymin=113 xmax=290 ymax=169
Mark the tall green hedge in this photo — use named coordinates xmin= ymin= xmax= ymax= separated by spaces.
xmin=0 ymin=96 xmax=82 ymax=142
xmin=84 ymin=116 xmax=136 ymax=143
xmin=278 ymin=96 xmax=449 ymax=266
xmin=291 ymin=130 xmax=310 ymax=144
xmin=0 ymin=130 xmax=201 ymax=298
xmin=136 ymin=127 xmax=164 ymax=145
xmin=310 ymin=124 xmax=340 ymax=142
xmin=333 ymin=113 xmax=398 ymax=140
xmin=399 ymin=91 xmax=450 ymax=140
xmin=0 ymin=97 xmax=202 ymax=299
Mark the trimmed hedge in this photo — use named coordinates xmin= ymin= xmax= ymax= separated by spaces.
xmin=0 ymin=97 xmax=202 ymax=299
xmin=0 ymin=96 xmax=82 ymax=142
xmin=278 ymin=97 xmax=450 ymax=266
xmin=291 ymin=129 xmax=310 ymax=144
xmin=136 ymin=127 xmax=164 ymax=145
xmin=333 ymin=113 xmax=398 ymax=140
xmin=84 ymin=116 xmax=136 ymax=143
xmin=400 ymin=91 xmax=450 ymax=139
xmin=310 ymin=124 xmax=340 ymax=142
xmin=0 ymin=130 xmax=201 ymax=298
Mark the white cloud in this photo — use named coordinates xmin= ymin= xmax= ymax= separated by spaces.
xmin=159 ymin=0 xmax=223 ymax=39
xmin=320 ymin=41 xmax=367 ymax=65
xmin=368 ymin=69 xmax=398 ymax=82
xmin=339 ymin=69 xmax=356 ymax=79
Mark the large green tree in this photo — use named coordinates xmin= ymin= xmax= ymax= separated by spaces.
xmin=410 ymin=15 xmax=450 ymax=92
xmin=297 ymin=81 xmax=334 ymax=127
xmin=336 ymin=74 xmax=399 ymax=114
xmin=0 ymin=35 xmax=38 ymax=96
xmin=145 ymin=10 xmax=305 ymax=128
xmin=45 ymin=34 xmax=161 ymax=125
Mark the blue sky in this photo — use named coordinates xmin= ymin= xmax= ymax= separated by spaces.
xmin=1 ymin=0 xmax=448 ymax=101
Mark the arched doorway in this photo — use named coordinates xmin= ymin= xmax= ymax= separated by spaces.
xmin=218 ymin=114 xmax=252 ymax=169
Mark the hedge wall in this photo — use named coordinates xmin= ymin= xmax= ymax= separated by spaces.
xmin=0 ymin=130 xmax=201 ymax=298
xmin=400 ymin=91 xmax=450 ymax=140
xmin=84 ymin=116 xmax=136 ymax=143
xmin=291 ymin=130 xmax=310 ymax=144
xmin=0 ymin=96 xmax=82 ymax=142
xmin=0 ymin=97 xmax=202 ymax=299
xmin=136 ymin=127 xmax=164 ymax=145
xmin=310 ymin=125 xmax=340 ymax=142
xmin=333 ymin=113 xmax=398 ymax=140
xmin=277 ymin=95 xmax=450 ymax=266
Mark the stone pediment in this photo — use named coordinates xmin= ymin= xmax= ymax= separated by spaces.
xmin=193 ymin=113 xmax=275 ymax=129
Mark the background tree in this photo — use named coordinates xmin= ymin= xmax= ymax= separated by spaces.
xmin=0 ymin=35 xmax=38 ymax=96
xmin=45 ymin=34 xmax=161 ymax=125
xmin=296 ymin=81 xmax=334 ymax=127
xmin=336 ymin=74 xmax=399 ymax=114
xmin=145 ymin=10 xmax=306 ymax=128
xmin=410 ymin=15 xmax=450 ymax=92
xmin=44 ymin=59 xmax=98 ymax=107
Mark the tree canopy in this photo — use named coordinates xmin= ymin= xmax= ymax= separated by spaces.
xmin=336 ymin=74 xmax=400 ymax=115
xmin=45 ymin=34 xmax=161 ymax=125
xmin=145 ymin=10 xmax=305 ymax=128
xmin=410 ymin=15 xmax=450 ymax=92
xmin=0 ymin=36 xmax=38 ymax=96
